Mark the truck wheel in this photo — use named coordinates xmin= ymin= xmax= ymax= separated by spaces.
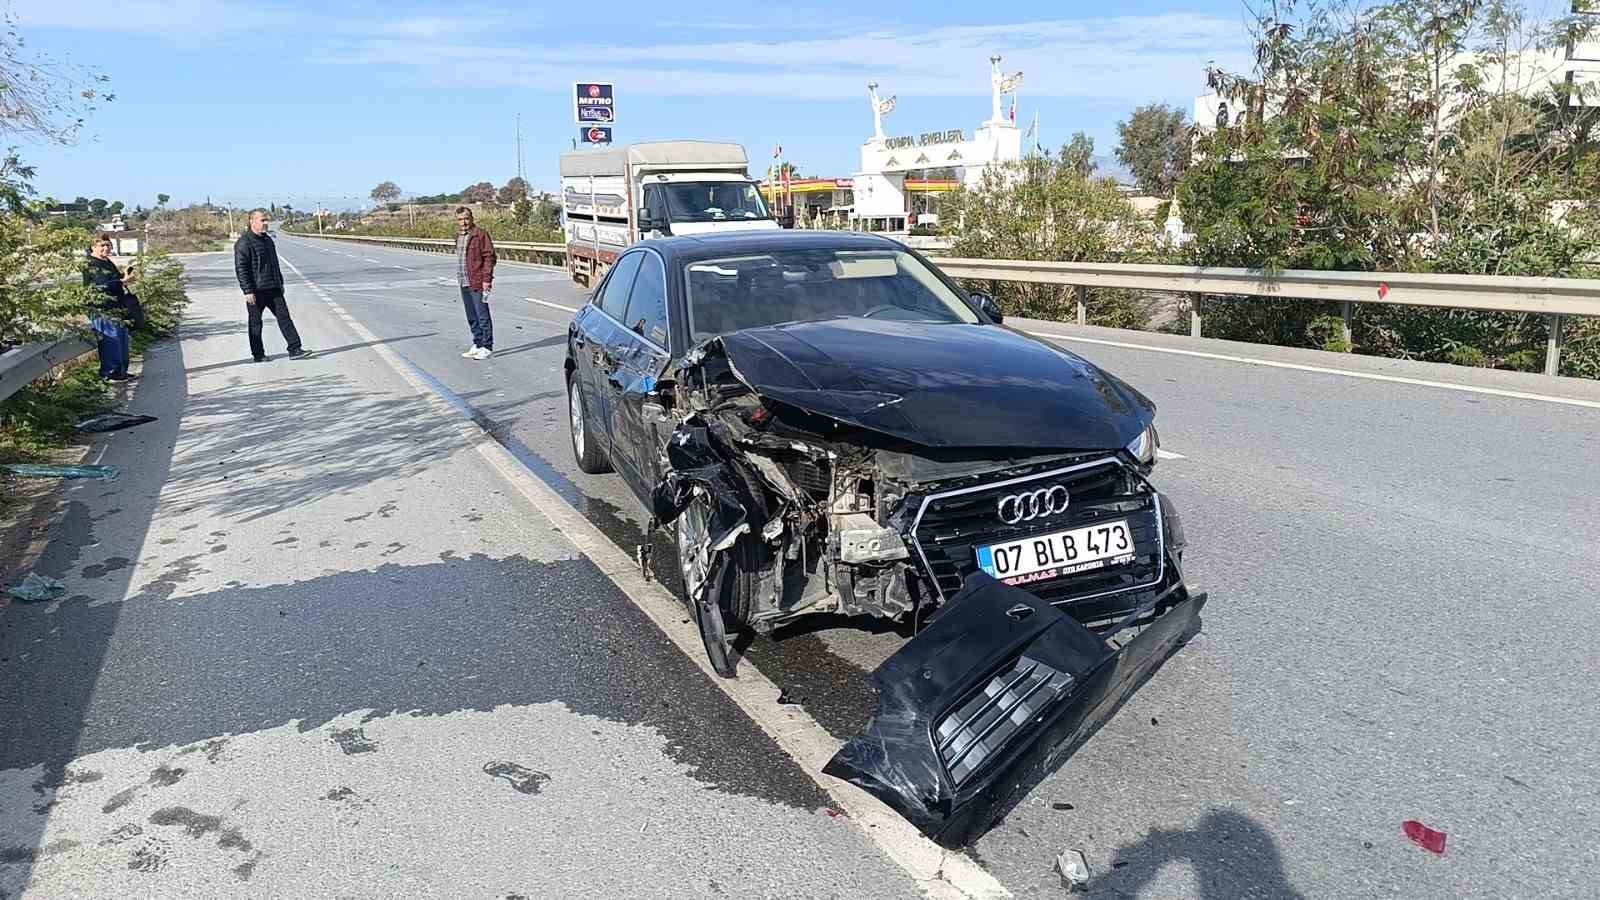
xmin=567 ymin=372 xmax=612 ymax=474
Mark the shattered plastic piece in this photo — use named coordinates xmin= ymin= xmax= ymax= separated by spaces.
xmin=1055 ymin=849 xmax=1091 ymax=891
xmin=7 ymin=573 xmax=66 ymax=603
xmin=823 ymin=573 xmax=1206 ymax=845
xmin=3 ymin=463 xmax=121 ymax=481
xmin=76 ymin=412 xmax=158 ymax=434
xmin=1051 ymin=802 xmax=1075 ymax=811
xmin=776 ymin=688 xmax=800 ymax=705
xmin=1403 ymin=820 xmax=1447 ymax=854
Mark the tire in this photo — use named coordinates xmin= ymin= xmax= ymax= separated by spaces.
xmin=567 ymin=372 xmax=612 ymax=474
xmin=674 ymin=493 xmax=759 ymax=636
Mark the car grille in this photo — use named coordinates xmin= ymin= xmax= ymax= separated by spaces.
xmin=909 ymin=458 xmax=1163 ymax=606
xmin=934 ymin=655 xmax=1075 ymax=785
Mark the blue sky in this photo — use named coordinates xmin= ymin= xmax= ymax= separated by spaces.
xmin=17 ymin=0 xmax=1256 ymax=210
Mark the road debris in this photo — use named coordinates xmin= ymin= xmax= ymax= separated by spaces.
xmin=76 ymin=412 xmax=158 ymax=434
xmin=7 ymin=573 xmax=66 ymax=603
xmin=1051 ymin=802 xmax=1075 ymax=811
xmin=1402 ymin=820 xmax=1447 ymax=854
xmin=1054 ymin=848 xmax=1091 ymax=891
xmin=3 ymin=463 xmax=122 ymax=481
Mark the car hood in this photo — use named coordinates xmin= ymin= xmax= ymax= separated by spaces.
xmin=714 ymin=318 xmax=1154 ymax=450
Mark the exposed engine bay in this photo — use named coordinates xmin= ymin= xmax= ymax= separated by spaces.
xmin=645 ymin=334 xmax=1193 ymax=679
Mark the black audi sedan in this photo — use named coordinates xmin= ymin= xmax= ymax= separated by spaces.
xmin=565 ymin=230 xmax=1204 ymax=844
xmin=567 ymin=229 xmax=1193 ymax=650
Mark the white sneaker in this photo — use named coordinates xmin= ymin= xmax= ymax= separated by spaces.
xmin=461 ymin=347 xmax=479 ymax=358
xmin=471 ymin=347 xmax=493 ymax=360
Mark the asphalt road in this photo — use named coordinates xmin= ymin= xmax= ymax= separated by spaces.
xmin=3 ymin=232 xmax=1600 ymax=896
xmin=0 ymin=250 xmax=926 ymax=899
xmin=274 ymin=234 xmax=1600 ymax=898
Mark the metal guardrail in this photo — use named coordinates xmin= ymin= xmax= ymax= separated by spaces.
xmin=286 ymin=231 xmax=568 ymax=265
xmin=936 ymin=258 xmax=1600 ymax=376
xmin=290 ymin=232 xmax=1599 ymax=377
xmin=0 ymin=337 xmax=97 ymax=407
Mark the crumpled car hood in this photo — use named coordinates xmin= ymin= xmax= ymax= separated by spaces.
xmin=715 ymin=318 xmax=1154 ymax=449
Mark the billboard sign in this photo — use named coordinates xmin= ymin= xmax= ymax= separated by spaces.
xmin=580 ymin=125 xmax=613 ymax=144
xmin=574 ymin=82 xmax=616 ymax=124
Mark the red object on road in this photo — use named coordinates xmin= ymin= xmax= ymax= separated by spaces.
xmin=1402 ymin=820 xmax=1447 ymax=854
xmin=1378 ymin=282 xmax=1390 ymax=299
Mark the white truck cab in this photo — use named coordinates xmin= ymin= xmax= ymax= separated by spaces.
xmin=560 ymin=141 xmax=780 ymax=287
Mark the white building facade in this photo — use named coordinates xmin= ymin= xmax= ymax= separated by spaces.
xmin=850 ymin=56 xmax=1025 ymax=232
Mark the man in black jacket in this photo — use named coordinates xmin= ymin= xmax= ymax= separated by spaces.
xmin=234 ymin=210 xmax=309 ymax=361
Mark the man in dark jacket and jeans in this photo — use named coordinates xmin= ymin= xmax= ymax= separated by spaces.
xmin=234 ymin=209 xmax=309 ymax=362
xmin=455 ymin=206 xmax=497 ymax=359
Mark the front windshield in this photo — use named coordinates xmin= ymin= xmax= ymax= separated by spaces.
xmin=662 ymin=182 xmax=770 ymax=223
xmin=684 ymin=248 xmax=980 ymax=343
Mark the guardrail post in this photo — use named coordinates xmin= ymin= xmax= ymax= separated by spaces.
xmin=1545 ymin=314 xmax=1565 ymax=377
xmin=1189 ymin=294 xmax=1203 ymax=338
xmin=1341 ymin=301 xmax=1353 ymax=350
xmin=1074 ymin=285 xmax=1087 ymax=326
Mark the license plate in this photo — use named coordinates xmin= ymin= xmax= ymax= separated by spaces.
xmin=975 ymin=519 xmax=1136 ymax=587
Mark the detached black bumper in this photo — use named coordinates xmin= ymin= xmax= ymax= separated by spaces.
xmin=822 ymin=572 xmax=1206 ymax=847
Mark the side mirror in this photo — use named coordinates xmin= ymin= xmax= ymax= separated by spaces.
xmin=640 ymin=207 xmax=670 ymax=236
xmin=971 ymin=292 xmax=1004 ymax=323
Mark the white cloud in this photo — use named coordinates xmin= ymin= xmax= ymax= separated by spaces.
xmin=21 ymin=2 xmax=1254 ymax=107
xmin=321 ymin=13 xmax=1254 ymax=105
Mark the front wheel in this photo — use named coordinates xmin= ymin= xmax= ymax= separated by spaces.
xmin=567 ymin=372 xmax=612 ymax=474
xmin=675 ymin=492 xmax=759 ymax=677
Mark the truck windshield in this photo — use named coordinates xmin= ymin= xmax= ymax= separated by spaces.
xmin=662 ymin=182 xmax=770 ymax=223
xmin=684 ymin=249 xmax=980 ymax=343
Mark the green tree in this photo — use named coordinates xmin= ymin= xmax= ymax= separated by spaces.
xmin=944 ymin=148 xmax=1154 ymax=327
xmin=108 ymin=200 xmax=123 ymax=215
xmin=1178 ymin=0 xmax=1599 ymax=372
xmin=497 ymin=176 xmax=529 ymax=205
xmin=156 ymin=193 xmax=170 ymax=208
xmin=370 ymin=180 xmax=401 ymax=205
xmin=1115 ymin=103 xmax=1191 ymax=196
xmin=1060 ymin=133 xmax=1096 ymax=178
xmin=88 ymin=197 xmax=108 ymax=216
xmin=461 ymin=182 xmax=495 ymax=204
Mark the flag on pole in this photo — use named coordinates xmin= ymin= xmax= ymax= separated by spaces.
xmin=876 ymin=95 xmax=897 ymax=115
xmin=774 ymin=143 xmax=782 ymax=158
xmin=1009 ymin=99 xmax=1016 ymax=122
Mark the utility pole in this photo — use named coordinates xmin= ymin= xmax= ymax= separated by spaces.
xmin=516 ymin=113 xmax=526 ymax=183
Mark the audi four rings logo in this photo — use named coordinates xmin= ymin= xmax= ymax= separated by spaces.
xmin=996 ymin=485 xmax=1070 ymax=524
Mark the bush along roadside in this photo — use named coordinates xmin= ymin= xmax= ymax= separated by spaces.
xmin=1 ymin=249 xmax=190 ymax=467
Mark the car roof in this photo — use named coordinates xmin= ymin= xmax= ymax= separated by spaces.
xmin=637 ymin=230 xmax=906 ymax=266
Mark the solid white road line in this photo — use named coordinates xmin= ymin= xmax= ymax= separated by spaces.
xmin=526 ymin=297 xmax=579 ymax=313
xmin=1026 ymin=331 xmax=1600 ymax=411
xmin=281 ymin=254 xmax=1011 ymax=900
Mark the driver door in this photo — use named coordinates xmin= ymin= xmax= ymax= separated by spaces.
xmin=606 ymin=249 xmax=673 ymax=504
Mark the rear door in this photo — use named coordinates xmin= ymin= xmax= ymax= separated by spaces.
xmin=607 ymin=248 xmax=673 ymax=502
xmin=573 ymin=252 xmax=642 ymax=456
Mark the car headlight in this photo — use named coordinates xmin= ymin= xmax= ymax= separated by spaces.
xmin=1126 ymin=424 xmax=1158 ymax=466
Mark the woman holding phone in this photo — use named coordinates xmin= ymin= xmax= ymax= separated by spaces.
xmin=84 ymin=233 xmax=135 ymax=381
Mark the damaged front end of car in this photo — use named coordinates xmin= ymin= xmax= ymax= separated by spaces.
xmin=647 ymin=327 xmax=1205 ymax=842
